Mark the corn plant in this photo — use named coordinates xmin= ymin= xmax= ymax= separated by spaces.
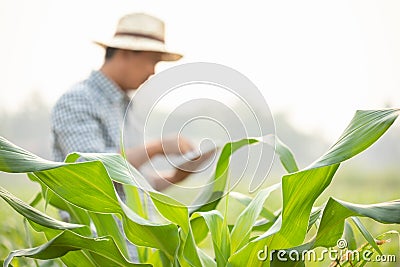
xmin=0 ymin=109 xmax=399 ymax=266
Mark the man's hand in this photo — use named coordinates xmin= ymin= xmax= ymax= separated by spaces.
xmin=160 ymin=134 xmax=194 ymax=156
xmin=151 ymin=148 xmax=216 ymax=191
xmin=124 ymin=134 xmax=194 ymax=168
xmin=126 ymin=134 xmax=217 ymax=191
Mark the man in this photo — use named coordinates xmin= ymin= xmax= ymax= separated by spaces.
xmin=51 ymin=13 xmax=195 ymax=191
xmin=51 ymin=13 xmax=218 ymax=262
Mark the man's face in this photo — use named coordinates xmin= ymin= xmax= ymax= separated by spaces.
xmin=122 ymin=51 xmax=161 ymax=90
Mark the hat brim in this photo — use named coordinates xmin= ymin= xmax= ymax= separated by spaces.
xmin=94 ymin=35 xmax=182 ymax=61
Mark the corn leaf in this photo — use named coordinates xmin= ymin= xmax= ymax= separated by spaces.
xmin=343 ymin=221 xmax=357 ymax=251
xmin=0 ymin=186 xmax=84 ymax=231
xmin=0 ymin=137 xmax=64 ymax=172
xmin=351 ymin=216 xmax=382 ymax=255
xmin=90 ymin=213 xmax=130 ymax=258
xmin=309 ymin=109 xmax=399 ymax=169
xmin=338 ymin=231 xmax=399 ymax=266
xmin=65 ymin=152 xmax=153 ymax=191
xmin=191 ymin=210 xmax=231 ymax=266
xmin=67 ymin=151 xmax=198 ymax=264
xmin=314 ymin=198 xmax=400 ymax=249
xmin=189 ymin=138 xmax=259 ymax=214
xmin=229 ymin=191 xmax=276 ymax=221
xmin=228 ymin=109 xmax=400 ymax=265
xmin=270 ymin=109 xmax=399 ymax=249
xmin=4 ymin=230 xmax=149 ymax=267
xmin=230 ymin=183 xmax=280 ymax=253
xmin=182 ymin=229 xmax=203 ymax=267
xmin=0 ymin=139 xmax=180 ymax=260
xmin=261 ymin=134 xmax=299 ymax=173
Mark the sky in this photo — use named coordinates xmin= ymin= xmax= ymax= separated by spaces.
xmin=1 ymin=0 xmax=400 ymax=142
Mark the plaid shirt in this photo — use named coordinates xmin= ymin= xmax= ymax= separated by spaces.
xmin=51 ymin=70 xmax=147 ymax=260
xmin=51 ymin=70 xmax=131 ymax=162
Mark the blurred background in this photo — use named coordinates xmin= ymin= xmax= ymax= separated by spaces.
xmin=1 ymin=0 xmax=400 ymax=265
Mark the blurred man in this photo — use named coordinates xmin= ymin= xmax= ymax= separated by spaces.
xmin=51 ymin=13 xmax=195 ymax=191
xmin=51 ymin=13 xmax=218 ymax=262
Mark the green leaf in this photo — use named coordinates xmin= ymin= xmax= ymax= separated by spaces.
xmin=143 ymin=192 xmax=195 ymax=263
xmin=0 ymin=136 xmax=64 ymax=172
xmin=124 ymin=184 xmax=148 ymax=219
xmin=59 ymin=251 xmax=98 ymax=267
xmin=191 ymin=210 xmax=230 ymax=266
xmin=28 ymin=173 xmax=82 ymax=218
xmin=227 ymin=241 xmax=267 ymax=266
xmin=314 ymin=198 xmax=400 ymax=249
xmin=75 ymin=153 xmax=192 ymax=262
xmin=343 ymin=221 xmax=357 ymax=251
xmin=149 ymin=192 xmax=189 ymax=233
xmin=182 ymin=229 xmax=203 ymax=267
xmin=66 ymin=152 xmax=192 ymax=262
xmin=261 ymin=135 xmax=299 ymax=173
xmin=148 ymin=192 xmax=202 ymax=266
xmin=34 ymin=161 xmax=123 ymax=214
xmin=28 ymin=192 xmax=42 ymax=207
xmin=147 ymin=250 xmax=170 ymax=267
xmin=0 ymin=261 xmax=14 ymax=267
xmin=90 ymin=213 xmax=130 ymax=259
xmin=120 ymin=203 xmax=179 ymax=260
xmin=190 ymin=216 xmax=210 ymax=245
xmin=65 ymin=152 xmax=154 ymax=191
xmin=340 ymin=231 xmax=399 ymax=266
xmin=189 ymin=138 xmax=259 ymax=214
xmin=228 ymin=109 xmax=400 ymax=265
xmin=229 ymin=191 xmax=277 ymax=221
xmin=307 ymin=207 xmax=322 ymax=232
xmin=0 ymin=138 xmax=180 ymax=260
xmin=271 ymin=109 xmax=399 ymax=249
xmin=263 ymin=200 xmax=397 ymax=267
xmin=0 ymin=186 xmax=84 ymax=231
xmin=2 ymin=108 xmax=399 ymax=267
xmin=252 ymin=219 xmax=275 ymax=232
xmin=68 ymin=152 xmax=190 ymax=239
xmin=197 ymin=248 xmax=217 ymax=267
xmin=4 ymin=230 xmax=149 ymax=266
xmin=269 ymin=164 xmax=340 ymax=248
xmin=27 ymin=221 xmax=101 ymax=267
xmin=309 ymin=109 xmax=399 ymax=169
xmin=230 ymin=183 xmax=280 ymax=253
xmin=351 ymin=217 xmax=382 ymax=255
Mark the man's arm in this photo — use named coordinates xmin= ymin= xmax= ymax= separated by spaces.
xmin=139 ymin=146 xmax=216 ymax=191
xmin=52 ymin=91 xmax=197 ymax=191
xmin=124 ymin=135 xmax=198 ymax=190
xmin=124 ymin=135 xmax=194 ymax=168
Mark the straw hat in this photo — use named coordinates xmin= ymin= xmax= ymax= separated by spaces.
xmin=94 ymin=13 xmax=182 ymax=61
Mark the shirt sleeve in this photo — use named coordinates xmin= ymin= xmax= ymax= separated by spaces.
xmin=51 ymin=90 xmax=117 ymax=160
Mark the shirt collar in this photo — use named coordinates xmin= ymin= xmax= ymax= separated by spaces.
xmin=88 ymin=70 xmax=130 ymax=105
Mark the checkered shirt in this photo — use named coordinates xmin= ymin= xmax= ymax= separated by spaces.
xmin=51 ymin=70 xmax=148 ymax=260
xmin=51 ymin=70 xmax=131 ymax=162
